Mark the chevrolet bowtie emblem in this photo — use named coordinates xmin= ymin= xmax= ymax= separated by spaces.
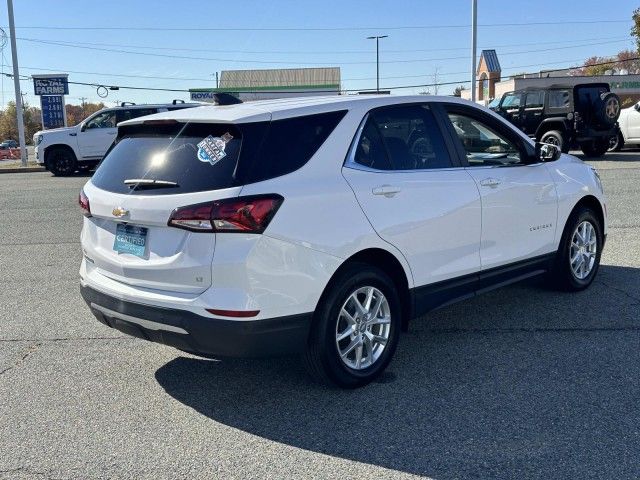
xmin=112 ymin=207 xmax=129 ymax=218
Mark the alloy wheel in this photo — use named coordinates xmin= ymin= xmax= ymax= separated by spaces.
xmin=335 ymin=286 xmax=391 ymax=370
xmin=570 ymin=220 xmax=597 ymax=280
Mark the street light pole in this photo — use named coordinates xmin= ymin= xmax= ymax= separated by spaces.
xmin=367 ymin=35 xmax=388 ymax=93
xmin=6 ymin=0 xmax=27 ymax=166
xmin=471 ymin=0 xmax=478 ymax=102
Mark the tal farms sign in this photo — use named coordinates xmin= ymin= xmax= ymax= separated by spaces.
xmin=33 ymin=75 xmax=69 ymax=96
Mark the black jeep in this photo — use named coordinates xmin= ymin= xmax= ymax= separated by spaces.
xmin=494 ymin=83 xmax=620 ymax=157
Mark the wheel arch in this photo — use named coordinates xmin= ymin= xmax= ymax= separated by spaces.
xmin=315 ymin=248 xmax=413 ymax=332
xmin=44 ymin=143 xmax=78 ymax=167
xmin=561 ymin=195 xmax=606 ymax=242
xmin=535 ymin=119 xmax=569 ymax=140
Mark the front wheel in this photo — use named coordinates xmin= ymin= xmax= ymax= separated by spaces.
xmin=303 ymin=263 xmax=401 ymax=388
xmin=550 ymin=207 xmax=603 ymax=291
xmin=540 ymin=130 xmax=569 ymax=153
xmin=47 ymin=147 xmax=77 ymax=176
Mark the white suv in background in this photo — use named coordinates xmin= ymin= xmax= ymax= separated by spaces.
xmin=79 ymin=95 xmax=607 ymax=388
xmin=34 ymin=101 xmax=198 ymax=176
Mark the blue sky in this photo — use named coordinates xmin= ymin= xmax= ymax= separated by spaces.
xmin=1 ymin=0 xmax=638 ymax=108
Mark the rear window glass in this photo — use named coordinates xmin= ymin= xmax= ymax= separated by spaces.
xmin=91 ymin=110 xmax=346 ymax=195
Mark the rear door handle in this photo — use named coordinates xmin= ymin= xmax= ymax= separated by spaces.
xmin=479 ymin=178 xmax=501 ymax=188
xmin=372 ymin=185 xmax=401 ymax=197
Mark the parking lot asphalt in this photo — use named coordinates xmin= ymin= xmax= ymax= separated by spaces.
xmin=1 ymin=152 xmax=639 ymax=480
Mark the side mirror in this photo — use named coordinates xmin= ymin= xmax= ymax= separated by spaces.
xmin=535 ymin=142 xmax=561 ymax=162
xmin=634 ymin=103 xmax=640 ymax=112
xmin=80 ymin=122 xmax=87 ymax=132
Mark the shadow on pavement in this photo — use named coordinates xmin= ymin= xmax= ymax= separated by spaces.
xmin=155 ymin=265 xmax=640 ymax=478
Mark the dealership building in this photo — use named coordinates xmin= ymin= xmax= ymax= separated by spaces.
xmin=462 ymin=50 xmax=640 ymax=107
xmin=190 ymin=67 xmax=341 ymax=102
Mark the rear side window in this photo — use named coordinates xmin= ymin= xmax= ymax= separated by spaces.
xmin=91 ymin=110 xmax=345 ymax=195
xmin=245 ymin=110 xmax=346 ymax=183
xmin=117 ymin=108 xmax=158 ymax=123
xmin=548 ymin=90 xmax=571 ymax=108
xmin=354 ymin=104 xmax=452 ymax=170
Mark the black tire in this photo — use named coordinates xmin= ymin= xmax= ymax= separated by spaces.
xmin=608 ymin=131 xmax=624 ymax=152
xmin=549 ymin=206 xmax=603 ymax=292
xmin=580 ymin=139 xmax=609 ymax=158
xmin=540 ymin=130 xmax=568 ymax=153
xmin=596 ymin=92 xmax=621 ymax=126
xmin=303 ymin=262 xmax=401 ymax=388
xmin=47 ymin=147 xmax=77 ymax=176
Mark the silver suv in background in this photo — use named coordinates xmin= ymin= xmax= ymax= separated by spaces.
xmin=34 ymin=101 xmax=199 ymax=176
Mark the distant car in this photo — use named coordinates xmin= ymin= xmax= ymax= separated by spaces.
xmin=33 ymin=101 xmax=200 ymax=176
xmin=609 ymin=101 xmax=640 ymax=151
xmin=0 ymin=140 xmax=18 ymax=148
xmin=493 ymin=83 xmax=621 ymax=157
xmin=80 ymin=95 xmax=607 ymax=388
xmin=0 ymin=143 xmax=19 ymax=160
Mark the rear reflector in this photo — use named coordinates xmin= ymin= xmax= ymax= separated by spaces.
xmin=206 ymin=308 xmax=260 ymax=318
xmin=79 ymin=189 xmax=91 ymax=217
xmin=168 ymin=194 xmax=283 ymax=233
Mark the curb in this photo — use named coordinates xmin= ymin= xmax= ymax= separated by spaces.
xmin=0 ymin=167 xmax=47 ymax=174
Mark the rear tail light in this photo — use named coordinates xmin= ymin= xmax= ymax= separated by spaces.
xmin=79 ymin=189 xmax=91 ymax=217
xmin=168 ymin=194 xmax=283 ymax=233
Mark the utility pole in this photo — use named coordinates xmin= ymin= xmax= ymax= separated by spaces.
xmin=470 ymin=0 xmax=478 ymax=102
xmin=7 ymin=0 xmax=27 ymax=166
xmin=78 ymin=96 xmax=87 ymax=117
xmin=216 ymin=72 xmax=219 ymax=89
xmin=433 ymin=67 xmax=441 ymax=96
xmin=367 ymin=35 xmax=388 ymax=93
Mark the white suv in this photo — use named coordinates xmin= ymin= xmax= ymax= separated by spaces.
xmin=34 ymin=102 xmax=198 ymax=176
xmin=79 ymin=95 xmax=607 ymax=388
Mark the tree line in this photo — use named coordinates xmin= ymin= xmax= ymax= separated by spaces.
xmin=0 ymin=101 xmax=105 ymax=144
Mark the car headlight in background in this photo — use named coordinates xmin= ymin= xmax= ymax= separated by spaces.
xmin=35 ymin=135 xmax=43 ymax=146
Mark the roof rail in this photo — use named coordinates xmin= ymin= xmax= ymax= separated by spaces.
xmin=172 ymin=99 xmax=185 ymax=104
xmin=120 ymin=102 xmax=136 ymax=107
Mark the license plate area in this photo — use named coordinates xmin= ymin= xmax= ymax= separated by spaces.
xmin=113 ymin=224 xmax=148 ymax=258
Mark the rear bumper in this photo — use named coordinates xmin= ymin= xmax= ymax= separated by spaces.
xmin=81 ymin=285 xmax=313 ymax=358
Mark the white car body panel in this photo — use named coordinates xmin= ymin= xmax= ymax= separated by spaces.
xmin=79 ymin=94 xmax=607 ymax=349
xmin=617 ymin=102 xmax=640 ymax=144
xmin=465 ymin=163 xmax=558 ymax=269
xmin=343 ymin=166 xmax=482 ymax=285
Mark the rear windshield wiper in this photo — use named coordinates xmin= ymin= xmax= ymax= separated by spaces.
xmin=124 ymin=178 xmax=179 ymax=189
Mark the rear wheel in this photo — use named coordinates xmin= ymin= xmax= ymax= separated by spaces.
xmin=47 ymin=147 xmax=77 ymax=176
xmin=608 ymin=131 xmax=624 ymax=152
xmin=303 ymin=263 xmax=401 ymax=388
xmin=580 ymin=139 xmax=609 ymax=158
xmin=540 ymin=130 xmax=568 ymax=153
xmin=549 ymin=206 xmax=603 ymax=291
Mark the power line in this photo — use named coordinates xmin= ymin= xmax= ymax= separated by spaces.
xmin=13 ymin=36 xmax=633 ymax=66
xmin=9 ymin=34 xmax=630 ymax=55
xmin=0 ymin=19 xmax=630 ymax=32
xmin=6 ymin=54 xmax=639 ymax=96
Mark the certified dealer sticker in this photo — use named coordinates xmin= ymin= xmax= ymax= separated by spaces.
xmin=197 ymin=133 xmax=233 ymax=166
